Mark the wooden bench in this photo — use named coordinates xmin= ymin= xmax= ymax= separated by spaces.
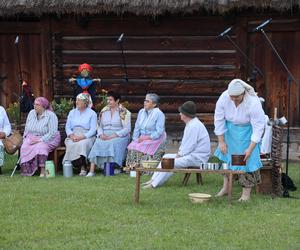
xmin=53 ymin=146 xmax=66 ymax=173
xmin=134 ymin=168 xmax=245 ymax=204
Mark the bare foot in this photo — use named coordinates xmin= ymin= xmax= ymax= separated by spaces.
xmin=142 ymin=183 xmax=154 ymax=189
xmin=215 ymin=188 xmax=228 ymax=197
xmin=142 ymin=180 xmax=152 ymax=186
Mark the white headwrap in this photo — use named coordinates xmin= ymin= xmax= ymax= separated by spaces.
xmin=76 ymin=93 xmax=92 ymax=108
xmin=227 ymin=79 xmax=256 ymax=96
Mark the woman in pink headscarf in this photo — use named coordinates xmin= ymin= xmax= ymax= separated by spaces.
xmin=20 ymin=97 xmax=61 ymax=177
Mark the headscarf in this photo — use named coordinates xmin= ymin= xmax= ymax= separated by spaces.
xmin=227 ymin=79 xmax=256 ymax=96
xmin=76 ymin=93 xmax=91 ymax=108
xmin=35 ymin=97 xmax=52 ymax=111
xmin=78 ymin=63 xmax=93 ymax=72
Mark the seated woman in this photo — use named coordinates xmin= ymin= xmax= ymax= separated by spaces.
xmin=20 ymin=97 xmax=60 ymax=177
xmin=86 ymin=91 xmax=131 ymax=177
xmin=63 ymin=93 xmax=97 ymax=176
xmin=126 ymin=93 xmax=166 ymax=168
xmin=0 ymin=106 xmax=12 ymax=175
xmin=143 ymin=101 xmax=211 ymax=188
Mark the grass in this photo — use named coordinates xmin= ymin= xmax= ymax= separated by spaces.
xmin=0 ymin=154 xmax=300 ymax=250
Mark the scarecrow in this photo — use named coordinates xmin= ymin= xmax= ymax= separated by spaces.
xmin=69 ymin=63 xmax=101 ymax=107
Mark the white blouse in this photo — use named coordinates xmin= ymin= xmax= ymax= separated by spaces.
xmin=0 ymin=106 xmax=11 ymax=137
xmin=214 ymin=90 xmax=265 ymax=143
xmin=24 ymin=109 xmax=58 ymax=142
xmin=178 ymin=117 xmax=211 ymax=162
xmin=98 ymin=109 xmax=131 ymax=137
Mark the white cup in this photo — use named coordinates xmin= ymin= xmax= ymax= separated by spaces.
xmin=222 ymin=163 xmax=228 ymax=170
xmin=130 ymin=171 xmax=136 ymax=177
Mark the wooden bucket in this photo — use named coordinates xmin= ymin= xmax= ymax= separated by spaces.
xmin=231 ymin=154 xmax=246 ymax=166
xmin=161 ymin=158 xmax=174 ymax=169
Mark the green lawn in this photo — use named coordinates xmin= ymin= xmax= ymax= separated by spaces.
xmin=0 ymin=154 xmax=300 ymax=250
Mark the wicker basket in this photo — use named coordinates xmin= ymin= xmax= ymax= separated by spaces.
xmin=141 ymin=160 xmax=160 ymax=169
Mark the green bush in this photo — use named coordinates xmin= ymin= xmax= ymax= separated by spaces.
xmin=51 ymin=98 xmax=74 ymax=119
xmin=6 ymin=102 xmax=20 ymax=123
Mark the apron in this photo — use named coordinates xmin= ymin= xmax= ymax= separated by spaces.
xmin=214 ymin=121 xmax=262 ymax=172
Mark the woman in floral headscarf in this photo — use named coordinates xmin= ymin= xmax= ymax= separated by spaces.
xmin=20 ymin=97 xmax=61 ymax=177
xmin=63 ymin=93 xmax=97 ymax=176
xmin=86 ymin=91 xmax=131 ymax=177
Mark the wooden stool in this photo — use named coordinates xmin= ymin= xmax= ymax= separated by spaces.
xmin=182 ymin=167 xmax=203 ymax=186
xmin=256 ymin=163 xmax=273 ymax=194
xmin=53 ymin=146 xmax=66 ymax=174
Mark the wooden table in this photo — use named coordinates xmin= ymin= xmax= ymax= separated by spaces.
xmin=134 ymin=168 xmax=245 ymax=204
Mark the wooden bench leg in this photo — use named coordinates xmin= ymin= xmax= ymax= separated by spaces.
xmin=54 ymin=150 xmax=58 ymax=174
xmin=182 ymin=173 xmax=191 ymax=186
xmin=227 ymin=173 xmax=233 ymax=204
xmin=134 ymin=169 xmax=141 ymax=204
xmin=196 ymin=173 xmax=203 ymax=185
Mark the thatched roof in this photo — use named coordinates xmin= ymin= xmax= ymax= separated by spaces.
xmin=0 ymin=0 xmax=299 ymax=16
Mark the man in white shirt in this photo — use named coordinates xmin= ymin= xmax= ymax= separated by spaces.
xmin=143 ymin=101 xmax=211 ymax=189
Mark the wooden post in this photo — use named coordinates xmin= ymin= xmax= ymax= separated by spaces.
xmin=227 ymin=172 xmax=233 ymax=203
xmin=134 ymin=169 xmax=141 ymax=204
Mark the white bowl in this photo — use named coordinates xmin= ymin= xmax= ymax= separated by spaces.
xmin=188 ymin=193 xmax=212 ymax=204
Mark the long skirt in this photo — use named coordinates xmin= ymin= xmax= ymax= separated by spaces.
xmin=20 ymin=132 xmax=61 ymax=176
xmin=88 ymin=132 xmax=129 ymax=168
xmin=127 ymin=132 xmax=166 ymax=156
xmin=63 ymin=127 xmax=95 ymax=164
xmin=126 ymin=139 xmax=167 ymax=168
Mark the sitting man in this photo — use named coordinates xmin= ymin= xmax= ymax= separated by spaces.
xmin=143 ymin=101 xmax=211 ymax=189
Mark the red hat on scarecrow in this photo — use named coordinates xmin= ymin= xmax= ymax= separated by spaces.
xmin=78 ymin=63 xmax=93 ymax=72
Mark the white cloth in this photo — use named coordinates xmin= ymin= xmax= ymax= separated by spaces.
xmin=151 ymin=118 xmax=211 ymax=188
xmin=0 ymin=106 xmax=11 ymax=147
xmin=227 ymin=79 xmax=256 ymax=96
xmin=261 ymin=115 xmax=272 ymax=154
xmin=214 ymin=90 xmax=265 ymax=143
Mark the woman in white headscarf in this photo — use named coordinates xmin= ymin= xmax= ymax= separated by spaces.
xmin=214 ymin=79 xmax=266 ymax=201
xmin=63 ymin=93 xmax=97 ymax=176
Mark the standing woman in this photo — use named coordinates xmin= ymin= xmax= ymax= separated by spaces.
xmin=126 ymin=93 xmax=166 ymax=168
xmin=87 ymin=91 xmax=131 ymax=176
xmin=214 ymin=79 xmax=265 ymax=201
xmin=63 ymin=93 xmax=97 ymax=176
xmin=0 ymin=106 xmax=11 ymax=174
xmin=20 ymin=97 xmax=60 ymax=177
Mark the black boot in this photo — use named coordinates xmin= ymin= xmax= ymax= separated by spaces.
xmin=0 ymin=168 xmax=2 ymax=175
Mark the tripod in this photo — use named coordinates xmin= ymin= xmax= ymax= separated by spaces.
xmin=258 ymin=27 xmax=298 ymax=198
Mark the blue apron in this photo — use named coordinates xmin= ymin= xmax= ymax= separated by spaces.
xmin=214 ymin=121 xmax=262 ymax=173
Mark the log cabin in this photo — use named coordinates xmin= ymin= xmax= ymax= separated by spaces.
xmin=0 ymin=0 xmax=299 ymax=136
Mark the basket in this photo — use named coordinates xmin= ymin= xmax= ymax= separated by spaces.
xmin=141 ymin=160 xmax=159 ymax=169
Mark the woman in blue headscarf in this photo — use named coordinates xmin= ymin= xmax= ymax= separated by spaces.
xmin=214 ymin=79 xmax=265 ymax=201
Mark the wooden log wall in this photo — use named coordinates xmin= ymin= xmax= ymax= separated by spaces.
xmin=248 ymin=18 xmax=300 ymax=126
xmin=51 ymin=16 xmax=241 ymax=129
xmin=0 ymin=15 xmax=299 ymax=128
xmin=0 ymin=20 xmax=52 ymax=107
